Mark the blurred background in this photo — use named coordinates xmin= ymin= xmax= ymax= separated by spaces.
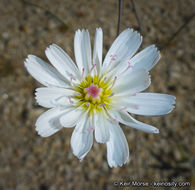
xmin=0 ymin=0 xmax=194 ymax=189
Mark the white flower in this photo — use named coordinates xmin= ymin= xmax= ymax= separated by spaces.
xmin=25 ymin=28 xmax=175 ymax=167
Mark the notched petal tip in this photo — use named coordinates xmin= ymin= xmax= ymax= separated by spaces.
xmin=81 ymin=28 xmax=88 ymax=33
xmin=168 ymin=105 xmax=176 ymax=114
xmin=45 ymin=45 xmax=55 ymax=55
xmin=27 ymin=54 xmax=38 ymax=61
xmin=129 ymin=28 xmax=143 ymax=41
xmin=166 ymin=95 xmax=176 ymax=114
xmin=24 ymin=56 xmax=30 ymax=65
xmin=75 ymin=29 xmax=82 ymax=37
xmin=135 ymin=30 xmax=142 ymax=38
xmin=108 ymin=157 xmax=129 ymax=168
xmin=154 ymin=128 xmax=159 ymax=134
xmin=51 ymin=43 xmax=57 ymax=47
xmin=24 ymin=55 xmax=36 ymax=67
xmin=148 ymin=44 xmax=161 ymax=56
xmin=126 ymin=28 xmax=134 ymax=32
xmin=96 ymin=27 xmax=102 ymax=31
xmin=36 ymin=131 xmax=50 ymax=138
xmin=172 ymin=95 xmax=176 ymax=102
xmin=35 ymin=124 xmax=46 ymax=137
xmin=152 ymin=44 xmax=161 ymax=59
xmin=27 ymin=54 xmax=33 ymax=59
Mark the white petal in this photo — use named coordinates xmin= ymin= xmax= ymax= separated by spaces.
xmin=109 ymin=110 xmax=159 ymax=133
xmin=93 ymin=28 xmax=103 ymax=74
xmin=45 ymin=44 xmax=81 ymax=81
xmin=120 ymin=93 xmax=176 ymax=116
xmin=106 ymin=122 xmax=129 ymax=168
xmin=94 ymin=111 xmax=110 ymax=143
xmin=71 ymin=113 xmax=93 ymax=160
xmin=109 ymin=45 xmax=161 ymax=78
xmin=112 ymin=69 xmax=151 ymax=96
xmin=102 ymin=28 xmax=142 ymax=74
xmin=130 ymin=45 xmax=161 ymax=71
xmin=35 ymin=107 xmax=67 ymax=137
xmin=74 ymin=29 xmax=91 ymax=75
xmin=59 ymin=108 xmax=84 ymax=128
xmin=35 ymin=87 xmax=75 ymax=108
xmin=24 ymin=55 xmax=69 ymax=87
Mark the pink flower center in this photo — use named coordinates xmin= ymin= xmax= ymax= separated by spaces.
xmin=85 ymin=84 xmax=101 ymax=98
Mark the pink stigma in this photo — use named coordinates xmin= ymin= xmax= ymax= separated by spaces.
xmin=110 ymin=54 xmax=117 ymax=61
xmin=87 ymin=126 xmax=95 ymax=131
xmin=132 ymin=90 xmax=138 ymax=96
xmin=68 ymin=96 xmax=74 ymax=104
xmin=85 ymin=84 xmax=101 ymax=98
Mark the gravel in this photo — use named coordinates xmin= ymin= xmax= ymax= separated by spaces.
xmin=0 ymin=0 xmax=194 ymax=189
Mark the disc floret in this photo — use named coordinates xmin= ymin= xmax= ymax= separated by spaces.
xmin=74 ymin=75 xmax=113 ymax=113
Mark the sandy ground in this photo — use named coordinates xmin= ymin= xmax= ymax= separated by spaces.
xmin=0 ymin=0 xmax=194 ymax=189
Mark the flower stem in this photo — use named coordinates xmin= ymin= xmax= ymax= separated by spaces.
xmin=117 ymin=0 xmax=123 ymax=36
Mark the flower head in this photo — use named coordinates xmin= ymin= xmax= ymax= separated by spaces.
xmin=25 ymin=28 xmax=175 ymax=167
